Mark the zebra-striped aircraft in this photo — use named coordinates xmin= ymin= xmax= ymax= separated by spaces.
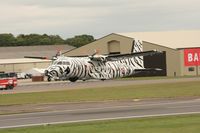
xmin=44 ymin=40 xmax=162 ymax=82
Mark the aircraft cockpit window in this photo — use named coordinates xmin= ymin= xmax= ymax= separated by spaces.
xmin=52 ymin=61 xmax=57 ymax=65
xmin=64 ymin=61 xmax=70 ymax=65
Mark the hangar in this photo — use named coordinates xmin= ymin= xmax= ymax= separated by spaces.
xmin=0 ymin=45 xmax=74 ymax=73
xmin=65 ymin=30 xmax=200 ymax=77
xmin=0 ymin=58 xmax=51 ymax=73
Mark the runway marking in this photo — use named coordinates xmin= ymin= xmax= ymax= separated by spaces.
xmin=0 ymin=111 xmax=200 ymax=129
xmin=167 ymin=104 xmax=200 ymax=109
xmin=35 ymin=107 xmax=51 ymax=110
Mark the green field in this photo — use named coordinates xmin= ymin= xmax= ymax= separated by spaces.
xmin=0 ymin=81 xmax=200 ymax=106
xmin=1 ymin=114 xmax=200 ymax=133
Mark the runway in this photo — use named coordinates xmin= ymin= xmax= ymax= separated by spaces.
xmin=0 ymin=98 xmax=200 ymax=129
xmin=1 ymin=77 xmax=200 ymax=94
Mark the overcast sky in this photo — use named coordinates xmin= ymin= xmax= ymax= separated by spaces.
xmin=0 ymin=0 xmax=200 ymax=38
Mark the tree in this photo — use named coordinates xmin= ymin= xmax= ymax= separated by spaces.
xmin=0 ymin=33 xmax=94 ymax=47
xmin=65 ymin=34 xmax=95 ymax=47
xmin=0 ymin=33 xmax=16 ymax=46
xmin=15 ymin=34 xmax=65 ymax=46
xmin=49 ymin=35 xmax=65 ymax=45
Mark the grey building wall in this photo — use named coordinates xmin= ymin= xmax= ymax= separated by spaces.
xmin=0 ymin=62 xmax=50 ymax=73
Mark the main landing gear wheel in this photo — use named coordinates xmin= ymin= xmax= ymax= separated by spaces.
xmin=69 ymin=77 xmax=78 ymax=82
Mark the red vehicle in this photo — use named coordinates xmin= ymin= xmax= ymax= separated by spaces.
xmin=0 ymin=73 xmax=17 ymax=90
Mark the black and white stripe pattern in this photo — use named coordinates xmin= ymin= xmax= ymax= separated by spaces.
xmin=132 ymin=39 xmax=144 ymax=68
xmin=46 ymin=39 xmax=144 ymax=81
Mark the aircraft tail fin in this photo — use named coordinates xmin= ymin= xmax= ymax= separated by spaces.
xmin=131 ymin=39 xmax=143 ymax=53
xmin=131 ymin=39 xmax=144 ymax=68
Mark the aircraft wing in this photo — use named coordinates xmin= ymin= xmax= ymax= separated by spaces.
xmin=133 ymin=68 xmax=163 ymax=76
xmin=106 ymin=50 xmax=162 ymax=61
xmin=134 ymin=68 xmax=163 ymax=72
xmin=24 ymin=56 xmax=49 ymax=60
xmin=68 ymin=50 xmax=162 ymax=62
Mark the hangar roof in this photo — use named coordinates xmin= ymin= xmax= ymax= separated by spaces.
xmin=0 ymin=58 xmax=51 ymax=65
xmin=0 ymin=44 xmax=74 ymax=59
xmin=118 ymin=30 xmax=200 ymax=49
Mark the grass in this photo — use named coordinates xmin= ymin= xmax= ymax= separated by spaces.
xmin=1 ymin=114 xmax=200 ymax=133
xmin=0 ymin=81 xmax=200 ymax=106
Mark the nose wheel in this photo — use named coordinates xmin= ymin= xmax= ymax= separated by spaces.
xmin=47 ymin=76 xmax=52 ymax=82
xmin=46 ymin=70 xmax=59 ymax=82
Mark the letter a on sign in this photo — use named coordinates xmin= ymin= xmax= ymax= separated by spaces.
xmin=194 ymin=53 xmax=199 ymax=62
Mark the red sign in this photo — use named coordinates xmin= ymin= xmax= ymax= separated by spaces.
xmin=184 ymin=48 xmax=200 ymax=66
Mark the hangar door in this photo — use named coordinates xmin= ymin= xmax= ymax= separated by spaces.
xmin=107 ymin=40 xmax=120 ymax=54
xmin=134 ymin=51 xmax=167 ymax=77
xmin=144 ymin=51 xmax=167 ymax=76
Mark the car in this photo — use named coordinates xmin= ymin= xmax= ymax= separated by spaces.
xmin=17 ymin=72 xmax=27 ymax=79
xmin=0 ymin=73 xmax=17 ymax=90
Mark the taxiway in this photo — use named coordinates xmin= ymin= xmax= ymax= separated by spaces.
xmin=0 ymin=98 xmax=200 ymax=129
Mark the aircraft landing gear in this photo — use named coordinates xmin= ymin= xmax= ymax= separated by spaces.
xmin=69 ymin=77 xmax=78 ymax=82
xmin=47 ymin=76 xmax=52 ymax=82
